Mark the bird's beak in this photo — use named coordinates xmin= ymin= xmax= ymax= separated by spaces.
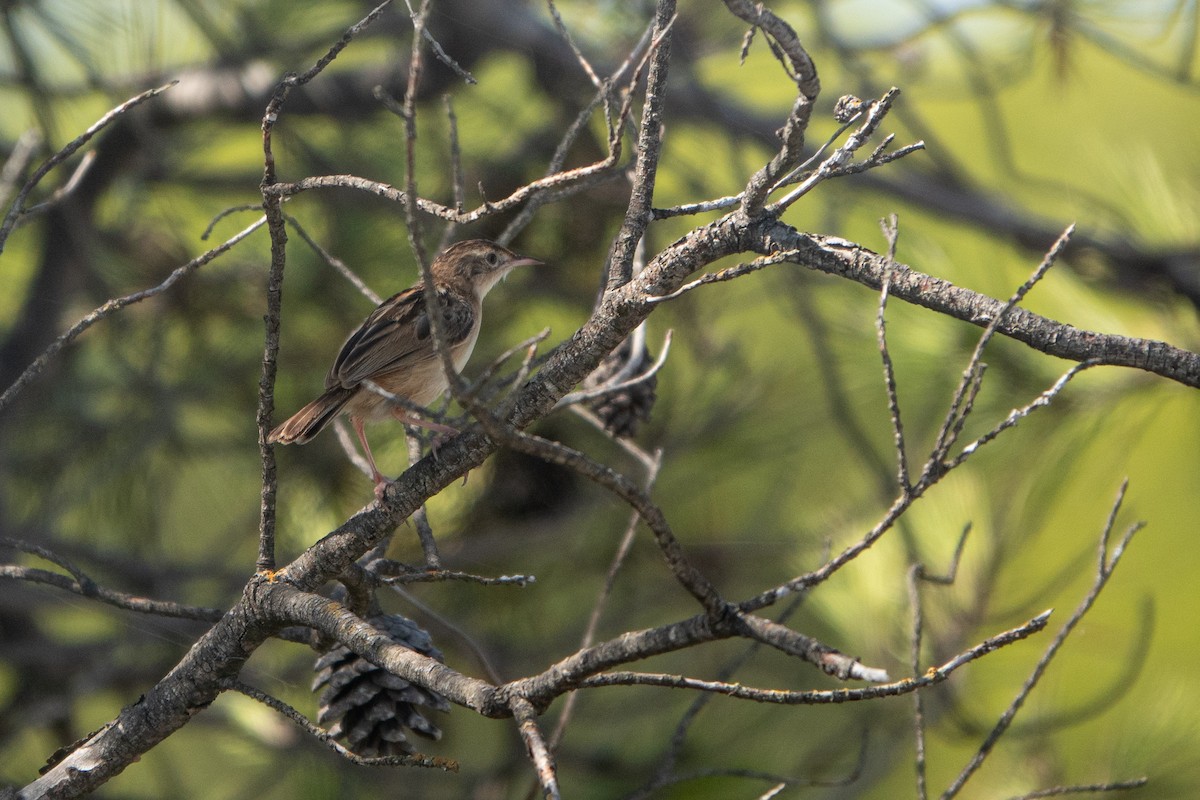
xmin=486 ymin=255 xmax=542 ymax=293
xmin=508 ymin=256 xmax=543 ymax=270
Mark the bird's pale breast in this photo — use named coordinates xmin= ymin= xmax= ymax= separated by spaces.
xmin=341 ymin=323 xmax=479 ymax=422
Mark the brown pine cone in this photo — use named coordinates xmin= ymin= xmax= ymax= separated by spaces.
xmin=312 ymin=614 xmax=450 ymax=756
xmin=585 ymin=336 xmax=658 ymax=437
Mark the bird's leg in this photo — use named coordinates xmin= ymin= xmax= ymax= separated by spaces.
xmin=350 ymin=416 xmax=389 ymax=496
xmin=390 ymin=409 xmax=458 ymax=456
xmin=392 ymin=409 xmax=473 ymax=484
xmin=391 ymin=408 xmax=458 ymax=435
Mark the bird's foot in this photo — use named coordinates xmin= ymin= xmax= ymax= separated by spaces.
xmin=429 ymin=430 xmax=456 ymax=459
xmin=370 ymin=463 xmax=395 ymax=499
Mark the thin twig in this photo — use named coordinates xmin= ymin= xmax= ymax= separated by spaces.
xmin=500 ymin=86 xmax=614 ymax=244
xmin=2 ymin=537 xmax=96 ymax=591
xmin=389 ymin=585 xmax=505 ymax=684
xmin=0 ymin=81 xmax=178 ymax=254
xmin=770 ymin=88 xmax=910 ymax=211
xmin=494 ymin=333 xmax=546 ymax=418
xmin=511 ymin=697 xmax=561 ymax=800
xmin=568 ymin=405 xmax=660 ymax=470
xmin=407 ymin=431 xmax=441 ymax=567
xmin=226 ymin=679 xmax=457 ymax=770
xmin=909 ymin=561 xmax=930 ymax=800
xmin=644 ymin=252 xmax=799 ymax=303
xmin=0 ymin=129 xmax=40 ymax=211
xmin=463 ymin=328 xmax=553 ymax=399
xmin=2 ymin=537 xmax=224 ymax=620
xmin=20 ymin=150 xmax=96 ymax=218
xmin=740 ymin=614 xmax=890 ymax=681
xmin=402 ymin=0 xmax=476 ymax=84
xmin=201 ymin=203 xmax=263 ymax=239
xmin=579 ymin=609 xmax=1052 ymax=702
xmin=605 ymin=2 xmax=677 ymax=290
xmin=376 ymin=564 xmax=535 ymax=587
xmin=878 ymin=214 xmax=911 ymax=493
xmin=651 ymin=192 xmax=743 ymax=219
xmin=444 ymin=94 xmax=466 ymax=216
xmin=944 ymin=360 xmax=1099 ymax=471
xmin=471 ymin=416 xmax=723 ymax=614
xmin=545 ymin=0 xmax=602 ymax=88
xmin=548 ymin=449 xmax=663 ymax=751
xmin=400 ymin=0 xmax=432 ymax=272
xmin=0 ymin=215 xmax=266 ymax=415
xmin=0 ymin=565 xmax=223 ymax=620
xmin=301 ymin=1 xmax=393 ymax=83
xmin=941 ymin=483 xmax=1144 ymax=799
xmin=648 ymin=113 xmax=870 ymax=220
xmin=268 ymin=161 xmax=624 ymax=225
xmin=927 ymin=225 xmax=1074 ymax=475
xmin=257 ymin=0 xmax=394 ymax=572
xmin=907 ymin=523 xmax=970 ymax=800
xmin=555 ymin=329 xmax=672 ymax=407
xmin=287 ymin=215 xmax=382 ymax=304
xmin=359 ymin=378 xmax=454 ymax=425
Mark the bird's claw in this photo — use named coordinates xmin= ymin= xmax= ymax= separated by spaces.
xmin=373 ymin=477 xmax=393 ymax=500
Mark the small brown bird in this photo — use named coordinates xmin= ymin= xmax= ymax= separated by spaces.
xmin=269 ymin=239 xmax=541 ymax=490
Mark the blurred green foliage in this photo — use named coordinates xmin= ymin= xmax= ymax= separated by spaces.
xmin=2 ymin=1 xmax=1199 ymax=798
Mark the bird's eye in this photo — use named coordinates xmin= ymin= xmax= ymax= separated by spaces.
xmin=485 ymin=251 xmax=499 ymax=266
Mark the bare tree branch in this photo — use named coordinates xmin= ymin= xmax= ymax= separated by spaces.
xmin=0 ymin=81 xmax=177 ymax=254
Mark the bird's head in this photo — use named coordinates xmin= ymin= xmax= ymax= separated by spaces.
xmin=431 ymin=239 xmax=542 ymax=299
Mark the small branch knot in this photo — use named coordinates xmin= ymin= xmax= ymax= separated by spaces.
xmin=834 ymin=94 xmax=865 ymax=123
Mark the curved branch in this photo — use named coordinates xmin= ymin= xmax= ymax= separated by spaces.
xmin=226 ymin=680 xmax=457 ymax=770
xmin=0 ymin=215 xmax=266 ymax=416
xmin=0 ymin=81 xmax=177 ymax=254
xmin=20 ymin=588 xmax=271 ymax=798
xmin=266 ymin=157 xmax=622 ymax=224
xmin=259 ymin=583 xmax=498 ymax=714
xmin=761 ymin=226 xmax=1200 ymax=389
xmin=578 ymin=609 xmax=1048 ymax=704
xmin=0 ymin=566 xmax=223 ymax=621
xmin=723 ymin=0 xmax=819 ymax=216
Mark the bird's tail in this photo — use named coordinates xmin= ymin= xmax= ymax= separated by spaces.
xmin=268 ymin=386 xmax=354 ymax=445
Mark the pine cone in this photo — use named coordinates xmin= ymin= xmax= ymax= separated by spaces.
xmin=585 ymin=336 xmax=657 ymax=437
xmin=312 ymin=614 xmax=450 ymax=756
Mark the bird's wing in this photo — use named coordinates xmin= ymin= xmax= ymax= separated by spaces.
xmin=327 ymin=288 xmax=477 ymax=388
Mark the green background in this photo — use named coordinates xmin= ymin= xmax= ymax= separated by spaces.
xmin=1 ymin=1 xmax=1198 ymax=797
